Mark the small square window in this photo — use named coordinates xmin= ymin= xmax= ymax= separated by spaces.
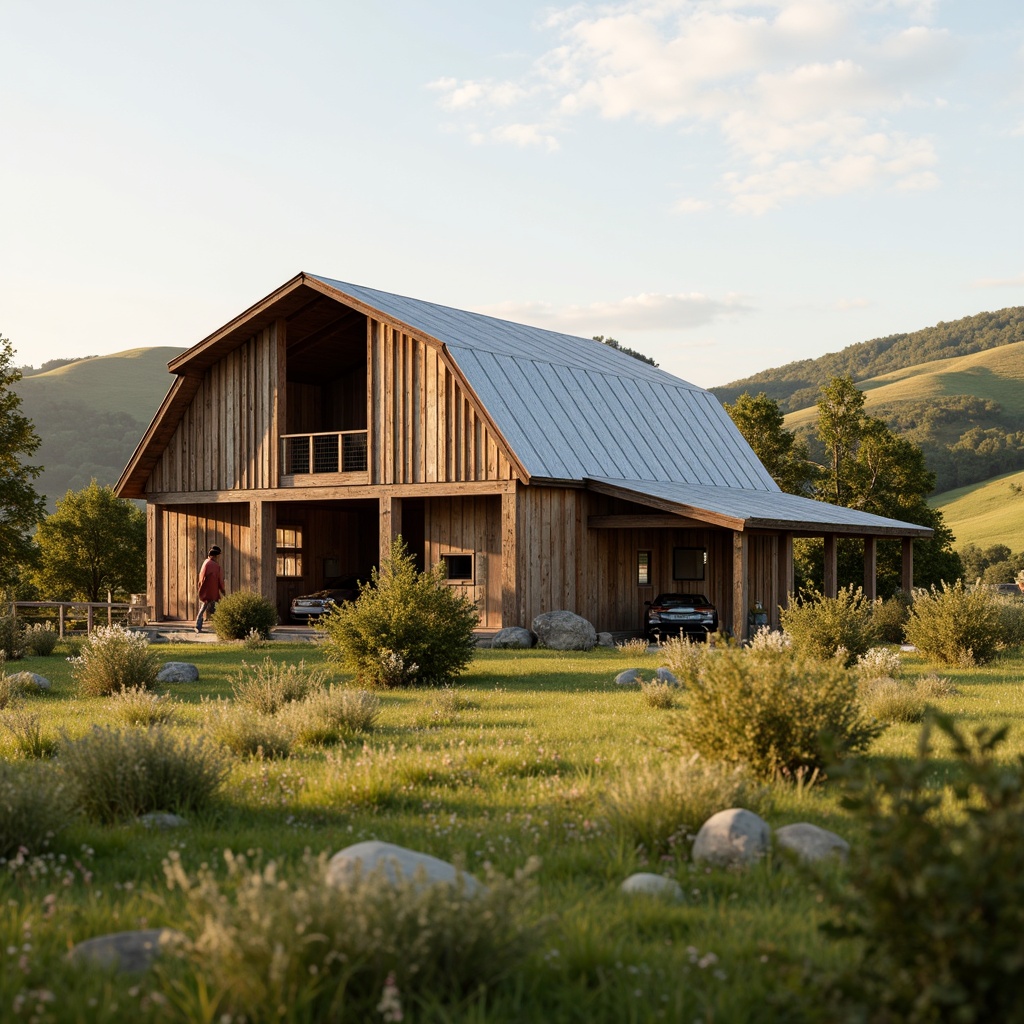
xmin=444 ymin=553 xmax=474 ymax=582
xmin=276 ymin=526 xmax=303 ymax=578
xmin=637 ymin=551 xmax=651 ymax=586
xmin=673 ymin=546 xmax=706 ymax=581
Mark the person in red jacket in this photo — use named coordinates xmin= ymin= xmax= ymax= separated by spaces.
xmin=195 ymin=545 xmax=226 ymax=633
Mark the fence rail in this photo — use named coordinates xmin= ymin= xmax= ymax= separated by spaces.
xmin=8 ymin=599 xmax=151 ymax=637
xmin=280 ymin=431 xmax=368 ymax=475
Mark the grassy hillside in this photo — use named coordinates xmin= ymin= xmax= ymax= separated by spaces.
xmin=14 ymin=347 xmax=183 ymax=509
xmin=929 ymin=468 xmax=1024 ymax=552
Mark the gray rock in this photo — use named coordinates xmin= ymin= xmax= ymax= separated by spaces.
xmin=654 ymin=667 xmax=678 ymax=685
xmin=614 ymin=669 xmax=641 ymax=686
xmin=775 ymin=822 xmax=849 ymax=864
xmin=7 ymin=671 xmax=50 ymax=691
xmin=325 ymin=840 xmax=483 ymax=896
xmin=138 ymin=812 xmax=187 ymax=830
xmin=692 ymin=808 xmax=771 ymax=869
xmin=67 ymin=929 xmax=186 ymax=973
xmin=491 ymin=627 xmax=535 ymax=649
xmin=156 ymin=662 xmax=199 ymax=684
xmin=532 ymin=610 xmax=597 ymax=651
xmin=596 ymin=632 xmax=615 ymax=647
xmin=620 ymin=873 xmax=684 ymax=900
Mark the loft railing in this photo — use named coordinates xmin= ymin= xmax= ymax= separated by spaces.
xmin=281 ymin=431 xmax=368 ymax=475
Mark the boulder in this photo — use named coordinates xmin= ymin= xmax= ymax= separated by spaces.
xmin=7 ymin=671 xmax=50 ymax=691
xmin=620 ymin=873 xmax=684 ymax=901
xmin=614 ymin=669 xmax=641 ymax=687
xmin=67 ymin=929 xmax=186 ymax=973
xmin=325 ymin=840 xmax=483 ymax=896
xmin=654 ymin=667 xmax=678 ymax=685
xmin=692 ymin=808 xmax=771 ymax=869
xmin=532 ymin=610 xmax=597 ymax=651
xmin=491 ymin=627 xmax=535 ymax=649
xmin=156 ymin=662 xmax=199 ymax=684
xmin=596 ymin=632 xmax=615 ymax=648
xmin=775 ymin=822 xmax=849 ymax=864
xmin=138 ymin=812 xmax=187 ymax=830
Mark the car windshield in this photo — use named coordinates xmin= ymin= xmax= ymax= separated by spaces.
xmin=654 ymin=594 xmax=709 ymax=607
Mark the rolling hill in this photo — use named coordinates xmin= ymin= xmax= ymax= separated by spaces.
xmin=929 ymin=469 xmax=1024 ymax=552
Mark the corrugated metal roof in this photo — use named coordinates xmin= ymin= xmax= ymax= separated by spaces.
xmin=311 ymin=275 xmax=778 ymax=490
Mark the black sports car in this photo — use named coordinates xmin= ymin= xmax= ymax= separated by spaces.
xmin=289 ymin=576 xmax=360 ymax=623
xmin=644 ymin=593 xmax=718 ymax=641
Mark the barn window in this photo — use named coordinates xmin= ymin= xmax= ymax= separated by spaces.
xmin=672 ymin=546 xmax=706 ymax=581
xmin=637 ymin=550 xmax=651 ymax=586
xmin=276 ymin=526 xmax=303 ymax=577
xmin=443 ymin=553 xmax=474 ymax=582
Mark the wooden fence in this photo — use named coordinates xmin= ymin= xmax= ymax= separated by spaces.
xmin=8 ymin=598 xmax=152 ymax=637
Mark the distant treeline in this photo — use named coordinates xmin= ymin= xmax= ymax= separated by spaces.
xmin=17 ymin=355 xmax=98 ymax=376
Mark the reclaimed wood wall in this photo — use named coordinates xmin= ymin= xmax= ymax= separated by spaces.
xmin=369 ymin=322 xmax=516 ymax=486
xmin=147 ymin=324 xmax=280 ymax=494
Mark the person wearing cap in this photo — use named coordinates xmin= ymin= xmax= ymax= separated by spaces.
xmin=195 ymin=546 xmax=226 ymax=633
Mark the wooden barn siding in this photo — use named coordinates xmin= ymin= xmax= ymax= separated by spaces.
xmin=148 ymin=325 xmax=279 ymax=494
xmin=159 ymin=504 xmax=250 ymax=621
xmin=423 ymin=495 xmax=502 ymax=629
xmin=368 ymin=321 xmax=514 ymax=486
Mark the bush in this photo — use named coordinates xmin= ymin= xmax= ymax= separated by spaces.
xmin=639 ymin=679 xmax=676 ymax=708
xmin=163 ymin=848 xmax=540 ymax=1022
xmin=23 ymin=622 xmax=59 ymax=656
xmin=872 ymin=592 xmax=911 ymax=644
xmin=658 ymin=634 xmax=708 ymax=686
xmin=2 ymin=709 xmax=58 ymax=758
xmin=854 ymin=646 xmax=903 ymax=682
xmin=780 ymin=586 xmax=878 ymax=666
xmin=677 ymin=647 xmax=882 ymax=778
xmin=0 ymin=762 xmax=75 ymax=857
xmin=284 ymin=686 xmax=381 ymax=745
xmin=858 ymin=678 xmax=928 ymax=724
xmin=211 ymin=590 xmax=279 ymax=641
xmin=748 ymin=626 xmax=792 ymax=655
xmin=70 ymin=625 xmax=159 ymax=696
xmin=203 ymin=698 xmax=293 ymax=759
xmin=821 ymin=715 xmax=1024 ymax=1021
xmin=0 ymin=669 xmax=25 ymax=710
xmin=231 ymin=657 xmax=327 ymax=714
xmin=904 ymin=581 xmax=1003 ymax=666
xmin=0 ymin=615 xmax=25 ymax=660
xmin=59 ymin=725 xmax=228 ymax=822
xmin=616 ymin=637 xmax=650 ymax=656
xmin=995 ymin=595 xmax=1024 ymax=650
xmin=108 ymin=685 xmax=176 ymax=726
xmin=320 ymin=537 xmax=479 ymax=687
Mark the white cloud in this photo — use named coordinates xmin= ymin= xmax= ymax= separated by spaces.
xmin=673 ymin=196 xmax=712 ymax=213
xmin=836 ymin=296 xmax=870 ymax=310
xmin=430 ymin=0 xmax=962 ymax=211
xmin=972 ymin=272 xmax=1024 ymax=288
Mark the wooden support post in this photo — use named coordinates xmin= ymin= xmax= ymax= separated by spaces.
xmin=379 ymin=496 xmax=402 ymax=568
xmin=107 ymin=591 xmax=113 ymax=627
xmin=731 ymin=531 xmax=749 ymax=640
xmin=776 ymin=531 xmax=794 ymax=629
xmin=59 ymin=605 xmax=65 ymax=639
xmin=87 ymin=605 xmax=95 ymax=634
xmin=249 ymin=500 xmax=277 ymax=606
xmin=901 ymin=537 xmax=914 ymax=594
xmin=501 ymin=489 xmax=521 ymax=627
xmin=863 ymin=536 xmax=877 ymax=602
xmin=824 ymin=534 xmax=838 ymax=599
xmin=147 ymin=503 xmax=163 ymax=623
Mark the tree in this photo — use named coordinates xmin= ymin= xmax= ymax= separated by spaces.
xmin=724 ymin=391 xmax=817 ymax=495
xmin=0 ymin=336 xmax=46 ymax=590
xmin=592 ymin=335 xmax=658 ymax=367
xmin=816 ymin=375 xmax=867 ymax=507
xmin=33 ymin=481 xmax=146 ymax=601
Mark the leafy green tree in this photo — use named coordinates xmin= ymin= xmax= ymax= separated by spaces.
xmin=724 ymin=391 xmax=817 ymax=495
xmin=0 ymin=336 xmax=46 ymax=590
xmin=33 ymin=481 xmax=145 ymax=601
xmin=592 ymin=335 xmax=658 ymax=367
xmin=816 ymin=376 xmax=867 ymax=507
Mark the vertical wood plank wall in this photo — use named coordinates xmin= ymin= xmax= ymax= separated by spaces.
xmin=369 ymin=321 xmax=515 ymax=486
xmin=147 ymin=324 xmax=280 ymax=494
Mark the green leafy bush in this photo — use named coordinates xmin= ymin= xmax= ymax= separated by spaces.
xmin=231 ymin=657 xmax=327 ymax=714
xmin=320 ymin=537 xmax=479 ymax=687
xmin=677 ymin=647 xmax=882 ymax=778
xmin=780 ymin=586 xmax=878 ymax=666
xmin=995 ymin=595 xmax=1024 ymax=650
xmin=203 ymin=698 xmax=293 ymax=759
xmin=872 ymin=592 xmax=911 ymax=644
xmin=0 ymin=762 xmax=75 ymax=857
xmin=904 ymin=581 xmax=1003 ymax=666
xmin=23 ymin=622 xmax=59 ymax=656
xmin=70 ymin=624 xmax=159 ymax=696
xmin=211 ymin=590 xmax=279 ymax=641
xmin=822 ymin=715 xmax=1024 ymax=1021
xmin=0 ymin=615 xmax=25 ymax=661
xmin=163 ymin=848 xmax=540 ymax=1022
xmin=59 ymin=725 xmax=228 ymax=822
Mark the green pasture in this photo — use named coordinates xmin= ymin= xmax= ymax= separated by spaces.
xmin=930 ymin=467 xmax=1024 ymax=551
xmin=3 ymin=641 xmax=1024 ymax=1023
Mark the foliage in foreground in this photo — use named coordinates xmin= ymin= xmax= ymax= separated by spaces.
xmin=780 ymin=586 xmax=877 ymax=666
xmin=161 ymin=848 xmax=541 ymax=1023
xmin=676 ymin=646 xmax=882 ymax=778
xmin=0 ymin=614 xmax=26 ymax=661
xmin=70 ymin=624 xmax=159 ymax=696
xmin=904 ymin=580 xmax=1004 ymax=666
xmin=231 ymin=657 xmax=327 ymax=714
xmin=320 ymin=537 xmax=479 ymax=687
xmin=59 ymin=725 xmax=229 ymax=822
xmin=821 ymin=715 xmax=1024 ymax=1022
xmin=211 ymin=590 xmax=279 ymax=641
xmin=0 ymin=760 xmax=75 ymax=857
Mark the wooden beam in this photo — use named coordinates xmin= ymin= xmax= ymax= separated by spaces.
xmin=776 ymin=531 xmax=793 ymax=628
xmin=501 ymin=488 xmax=521 ymax=626
xmin=863 ymin=536 xmax=877 ymax=603
xmin=902 ymin=537 xmax=914 ymax=594
xmin=249 ymin=500 xmax=277 ymax=605
xmin=731 ymin=531 xmax=749 ymax=640
xmin=587 ymin=514 xmax=711 ymax=529
xmin=147 ymin=503 xmax=163 ymax=622
xmin=824 ymin=534 xmax=838 ymax=599
xmin=145 ymin=479 xmax=518 ymax=504
xmin=379 ymin=496 xmax=402 ymax=567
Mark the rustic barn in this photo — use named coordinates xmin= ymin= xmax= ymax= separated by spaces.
xmin=116 ymin=273 xmax=931 ymax=637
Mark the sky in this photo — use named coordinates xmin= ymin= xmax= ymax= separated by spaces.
xmin=3 ymin=0 xmax=1024 ymax=390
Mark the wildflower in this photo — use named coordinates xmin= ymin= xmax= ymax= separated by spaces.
xmin=376 ymin=971 xmax=404 ymax=1022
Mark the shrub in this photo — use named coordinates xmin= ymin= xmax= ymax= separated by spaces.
xmin=0 ymin=670 xmax=25 ymax=710
xmin=854 ymin=646 xmax=903 ymax=682
xmin=780 ymin=586 xmax=878 ymax=666
xmin=639 ymin=679 xmax=676 ymax=708
xmin=108 ymin=685 xmax=176 ymax=726
xmin=242 ymin=627 xmax=268 ymax=650
xmin=210 ymin=590 xmax=279 ymax=641
xmin=603 ymin=755 xmax=762 ymax=860
xmin=231 ymin=657 xmax=327 ymax=714
xmin=616 ymin=637 xmax=650 ymax=656
xmin=915 ymin=672 xmax=958 ymax=698
xmin=320 ymin=537 xmax=479 ymax=687
xmin=821 ymin=715 xmax=1024 ymax=1021
xmin=0 ymin=762 xmax=75 ymax=857
xmin=904 ymin=581 xmax=1003 ymax=666
xmin=163 ymin=848 xmax=540 ymax=1022
xmin=285 ymin=685 xmax=380 ymax=746
xmin=995 ymin=595 xmax=1024 ymax=650
xmin=2 ymin=709 xmax=58 ymax=758
xmin=677 ymin=647 xmax=883 ymax=778
xmin=23 ymin=622 xmax=59 ymax=656
xmin=59 ymin=725 xmax=228 ymax=823
xmin=0 ymin=615 xmax=25 ymax=660
xmin=70 ymin=625 xmax=159 ymax=696
xmin=872 ymin=592 xmax=911 ymax=644
xmin=203 ymin=698 xmax=293 ymax=759
xmin=748 ymin=626 xmax=793 ymax=654
xmin=858 ymin=678 xmax=927 ymax=724
xmin=658 ymin=634 xmax=708 ymax=686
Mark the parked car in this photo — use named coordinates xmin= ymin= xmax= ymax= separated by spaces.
xmin=289 ymin=576 xmax=360 ymax=623
xmin=644 ymin=592 xmax=718 ymax=641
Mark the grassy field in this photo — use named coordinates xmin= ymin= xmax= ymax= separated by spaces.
xmin=3 ymin=640 xmax=1023 ymax=1023
xmin=929 ymin=467 xmax=1024 ymax=551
